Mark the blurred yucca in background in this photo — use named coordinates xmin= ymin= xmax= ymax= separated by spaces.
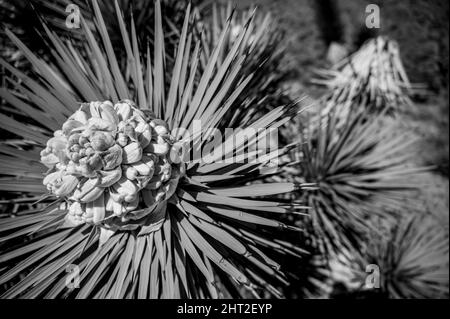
xmin=314 ymin=36 xmax=414 ymax=119
xmin=289 ymin=31 xmax=447 ymax=297
xmin=353 ymin=215 xmax=449 ymax=299
xmin=290 ymin=108 xmax=426 ymax=257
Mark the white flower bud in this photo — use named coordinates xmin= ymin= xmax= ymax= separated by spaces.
xmin=122 ymin=142 xmax=143 ymax=164
xmin=103 ymin=144 xmax=123 ymax=170
xmin=71 ymin=177 xmax=103 ymax=203
xmin=53 ymin=175 xmax=79 ymax=197
xmin=146 ymin=142 xmax=169 ymax=155
xmin=115 ymin=102 xmax=132 ymax=122
xmin=98 ymin=101 xmax=118 ymax=125
xmin=98 ymin=168 xmax=122 ymax=187
xmin=131 ymin=161 xmax=152 ymax=176
xmin=116 ymin=133 xmax=128 ymax=147
xmin=154 ymin=125 xmax=168 ymax=136
xmin=90 ymin=132 xmax=115 ymax=151
xmin=69 ymin=202 xmax=83 ymax=217
xmin=124 ymin=165 xmax=138 ymax=180
xmin=62 ymin=119 xmax=83 ymax=136
xmin=70 ymin=110 xmax=89 ymax=124
xmin=114 ymin=176 xmax=139 ymax=199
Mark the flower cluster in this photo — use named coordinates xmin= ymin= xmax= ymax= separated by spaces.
xmin=40 ymin=100 xmax=185 ymax=230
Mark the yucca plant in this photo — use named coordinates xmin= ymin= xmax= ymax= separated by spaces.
xmin=314 ymin=36 xmax=414 ymax=117
xmin=355 ymin=215 xmax=449 ymax=299
xmin=0 ymin=0 xmax=311 ymax=298
xmin=288 ymin=107 xmax=426 ymax=257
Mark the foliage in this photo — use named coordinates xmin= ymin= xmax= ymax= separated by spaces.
xmin=314 ymin=36 xmax=413 ymax=117
xmin=289 ymin=107 xmax=426 ymax=257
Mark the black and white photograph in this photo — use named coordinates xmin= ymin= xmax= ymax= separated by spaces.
xmin=0 ymin=0 xmax=448 ymax=305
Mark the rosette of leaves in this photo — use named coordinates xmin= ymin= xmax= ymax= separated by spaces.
xmin=194 ymin=1 xmax=293 ymax=127
xmin=0 ymin=0 xmax=308 ymax=298
xmin=314 ymin=36 xmax=414 ymax=117
xmin=290 ymin=107 xmax=427 ymax=257
xmin=357 ymin=215 xmax=449 ymax=299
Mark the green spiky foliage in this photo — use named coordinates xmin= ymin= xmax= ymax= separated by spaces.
xmin=290 ymin=107 xmax=426 ymax=257
xmin=314 ymin=36 xmax=413 ymax=117
xmin=0 ymin=0 xmax=310 ymax=298
xmin=358 ymin=215 xmax=449 ymax=299
xmin=194 ymin=1 xmax=293 ymax=127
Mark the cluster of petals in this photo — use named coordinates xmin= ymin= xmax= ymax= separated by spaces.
xmin=40 ymin=100 xmax=185 ymax=230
